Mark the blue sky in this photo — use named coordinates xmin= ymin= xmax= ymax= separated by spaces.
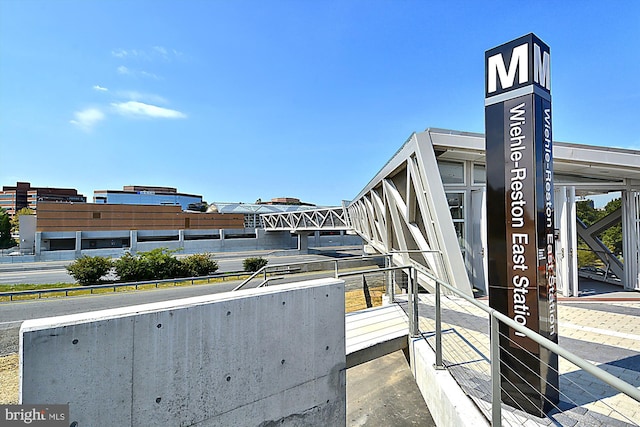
xmin=1 ymin=1 xmax=638 ymax=206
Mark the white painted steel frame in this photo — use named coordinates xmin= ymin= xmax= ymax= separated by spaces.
xmin=622 ymin=191 xmax=640 ymax=290
xmin=555 ymin=186 xmax=579 ymax=297
xmin=261 ymin=207 xmax=350 ymax=231
xmin=347 ymin=132 xmax=474 ymax=297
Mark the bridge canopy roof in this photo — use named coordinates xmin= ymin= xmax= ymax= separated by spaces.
xmin=426 ymin=128 xmax=640 ymax=196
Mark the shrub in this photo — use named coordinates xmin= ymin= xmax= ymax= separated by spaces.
xmin=181 ymin=253 xmax=219 ymax=277
xmin=113 ymin=252 xmax=143 ymax=282
xmin=243 ymin=257 xmax=268 ymax=272
xmin=139 ymin=248 xmax=187 ymax=280
xmin=66 ymin=256 xmax=113 ymax=286
xmin=114 ymin=248 xmax=188 ymax=282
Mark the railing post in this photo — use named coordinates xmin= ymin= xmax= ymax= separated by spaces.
xmin=334 ymin=260 xmax=339 ymax=278
xmin=435 ymin=279 xmax=443 ymax=369
xmin=407 ymin=268 xmax=414 ymax=335
xmin=413 ymin=267 xmax=420 ymax=336
xmin=408 ymin=268 xmax=419 ymax=337
xmin=490 ymin=313 xmax=502 ymax=426
xmin=264 ymin=269 xmax=267 ymax=282
xmin=385 ymin=255 xmax=393 ymax=303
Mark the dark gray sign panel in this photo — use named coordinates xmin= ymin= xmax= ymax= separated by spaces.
xmin=485 ymin=33 xmax=558 ymax=417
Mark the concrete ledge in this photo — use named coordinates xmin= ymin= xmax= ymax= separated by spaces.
xmin=346 ymin=334 xmax=408 ymax=369
xmin=21 ymin=278 xmax=346 ymax=426
xmin=409 ymin=338 xmax=488 ymax=427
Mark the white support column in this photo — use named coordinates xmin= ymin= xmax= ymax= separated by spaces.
xmin=296 ymin=232 xmax=311 ymax=253
xmin=622 ymin=190 xmax=640 ymax=291
xmin=568 ymin=187 xmax=578 ymax=296
xmin=129 ymin=230 xmax=138 ymax=254
xmin=75 ymin=231 xmax=82 ymax=256
xmin=555 ymin=186 xmax=578 ymax=297
xmin=178 ymin=229 xmax=185 ymax=248
xmin=35 ymin=232 xmax=42 ymax=256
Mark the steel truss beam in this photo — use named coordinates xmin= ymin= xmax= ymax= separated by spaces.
xmin=261 ymin=207 xmax=350 ymax=232
xmin=347 ymin=132 xmax=473 ymax=297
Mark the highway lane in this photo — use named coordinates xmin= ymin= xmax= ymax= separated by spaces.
xmin=0 ymin=279 xmax=244 ymax=355
xmin=0 ymin=269 xmax=74 ymax=284
xmin=0 ymin=269 xmax=350 ymax=355
xmin=0 ymin=279 xmax=243 ymax=325
xmin=0 ymin=253 xmax=331 ymax=285
xmin=0 ymin=253 xmax=345 ymax=355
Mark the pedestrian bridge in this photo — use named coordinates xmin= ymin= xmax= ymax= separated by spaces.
xmin=261 ymin=128 xmax=640 ymax=295
xmin=255 ymin=127 xmax=640 ymax=425
xmin=262 ymin=206 xmax=350 ymax=232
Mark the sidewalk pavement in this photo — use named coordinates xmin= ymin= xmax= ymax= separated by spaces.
xmin=409 ymin=280 xmax=640 ymax=426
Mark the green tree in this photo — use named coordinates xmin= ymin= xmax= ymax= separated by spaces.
xmin=576 ymin=200 xmax=599 ymax=226
xmin=243 ymin=257 xmax=268 ymax=272
xmin=10 ymin=207 xmax=34 ymax=234
xmin=576 ymin=200 xmax=600 ymax=267
xmin=181 ymin=253 xmax=219 ymax=276
xmin=576 ymin=197 xmax=624 ymax=266
xmin=66 ymin=256 xmax=113 ymax=285
xmin=599 ymin=198 xmax=623 ymax=256
xmin=0 ymin=209 xmax=16 ymax=249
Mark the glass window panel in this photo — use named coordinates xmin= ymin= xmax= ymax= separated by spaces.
xmin=438 ymin=160 xmax=464 ymax=184
xmin=453 ymin=222 xmax=465 ymax=250
xmin=473 ymin=163 xmax=486 ymax=184
xmin=447 ymin=193 xmax=464 ymax=219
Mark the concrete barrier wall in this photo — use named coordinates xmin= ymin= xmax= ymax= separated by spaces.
xmin=409 ymin=338 xmax=488 ymax=427
xmin=20 ymin=278 xmax=346 ymax=426
xmin=17 ymin=230 xmax=361 ymax=262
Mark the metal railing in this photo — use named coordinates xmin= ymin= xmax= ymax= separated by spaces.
xmin=232 ymin=255 xmax=389 ymax=291
xmin=408 ymin=259 xmax=640 ymax=426
xmin=337 ymin=264 xmax=419 ymax=335
xmin=0 ymin=271 xmax=249 ymax=301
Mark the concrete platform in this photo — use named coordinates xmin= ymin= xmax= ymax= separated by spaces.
xmin=346 ymin=304 xmax=409 ymax=369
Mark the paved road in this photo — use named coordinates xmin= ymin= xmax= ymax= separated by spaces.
xmin=0 ymin=253 xmax=437 ymax=425
xmin=0 ymin=252 xmax=330 ymax=285
xmin=0 ymin=279 xmax=249 ymax=355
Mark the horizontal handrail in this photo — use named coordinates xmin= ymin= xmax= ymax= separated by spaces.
xmin=0 ymin=271 xmax=248 ymax=301
xmin=410 ymin=259 xmax=640 ymax=404
xmin=256 ymin=276 xmax=286 ymax=288
xmin=337 ymin=265 xmax=412 ymax=278
xmin=233 ymin=255 xmax=387 ymax=291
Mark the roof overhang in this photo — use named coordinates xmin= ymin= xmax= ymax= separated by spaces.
xmin=427 ymin=128 xmax=640 ymax=196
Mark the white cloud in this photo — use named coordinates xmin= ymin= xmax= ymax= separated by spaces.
xmin=70 ymin=108 xmax=105 ymax=131
xmin=117 ymin=91 xmax=167 ymax=105
xmin=93 ymin=85 xmax=108 ymax=92
xmin=116 ymin=65 xmax=160 ymax=80
xmin=113 ymin=46 xmax=182 ymax=61
xmin=153 ymin=46 xmax=168 ymax=56
xmin=140 ymin=70 xmax=161 ymax=80
xmin=112 ymin=48 xmax=128 ymax=58
xmin=112 ymin=48 xmax=145 ymax=59
xmin=111 ymin=101 xmax=186 ymax=119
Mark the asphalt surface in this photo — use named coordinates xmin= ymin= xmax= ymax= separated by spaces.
xmin=0 ymin=254 xmax=436 ymax=425
xmin=0 ymin=252 xmax=331 ymax=285
xmin=347 ymin=350 xmax=435 ymax=426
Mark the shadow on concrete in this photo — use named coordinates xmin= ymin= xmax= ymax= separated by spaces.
xmin=347 ymin=350 xmax=435 ymax=427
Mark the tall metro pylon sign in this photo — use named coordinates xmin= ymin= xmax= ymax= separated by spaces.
xmin=485 ymin=33 xmax=559 ymax=417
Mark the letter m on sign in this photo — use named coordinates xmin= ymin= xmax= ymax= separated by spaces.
xmin=487 ymin=43 xmax=528 ymax=94
xmin=534 ymin=43 xmax=550 ymax=90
